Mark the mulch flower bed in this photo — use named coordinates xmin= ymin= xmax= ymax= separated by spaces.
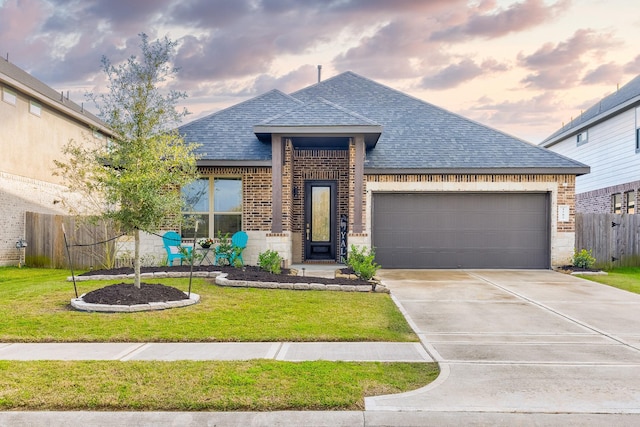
xmin=82 ymin=283 xmax=189 ymax=305
xmin=78 ymin=265 xmax=371 ymax=306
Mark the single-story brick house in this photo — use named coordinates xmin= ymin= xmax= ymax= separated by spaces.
xmin=178 ymin=71 xmax=589 ymax=269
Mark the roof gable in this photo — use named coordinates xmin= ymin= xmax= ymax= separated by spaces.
xmin=259 ymin=97 xmax=380 ymax=127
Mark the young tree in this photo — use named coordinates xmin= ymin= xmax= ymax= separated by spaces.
xmin=55 ymin=33 xmax=199 ymax=288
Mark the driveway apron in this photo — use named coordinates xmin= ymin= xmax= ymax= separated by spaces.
xmin=366 ymin=270 xmax=640 ymax=414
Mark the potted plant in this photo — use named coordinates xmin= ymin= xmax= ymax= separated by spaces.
xmin=198 ymin=237 xmax=214 ymax=249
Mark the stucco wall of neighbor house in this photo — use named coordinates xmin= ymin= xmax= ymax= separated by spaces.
xmin=0 ymin=172 xmax=69 ymax=266
xmin=0 ymin=84 xmax=103 ymax=186
xmin=364 ymin=174 xmax=577 ymax=268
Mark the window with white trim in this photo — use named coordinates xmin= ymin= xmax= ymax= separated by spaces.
xmin=576 ymin=131 xmax=588 ymax=146
xmin=181 ymin=177 xmax=242 ymax=238
xmin=612 ymin=193 xmax=622 ymax=214
xmin=626 ymin=190 xmax=635 ymax=214
xmin=29 ymin=100 xmax=41 ymax=116
xmin=636 ymin=107 xmax=640 ymax=152
xmin=2 ymin=87 xmax=16 ymax=105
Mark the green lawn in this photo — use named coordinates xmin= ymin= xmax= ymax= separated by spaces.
xmin=0 ymin=267 xmax=417 ymax=342
xmin=0 ymin=267 xmax=436 ymax=411
xmin=0 ymin=360 xmax=438 ymax=411
xmin=576 ymin=266 xmax=640 ymax=294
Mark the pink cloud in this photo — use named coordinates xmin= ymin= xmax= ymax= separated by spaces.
xmin=421 ymin=58 xmax=509 ymax=89
xmin=519 ymin=29 xmax=622 ymax=89
xmin=582 ymin=63 xmax=624 ymax=85
xmin=431 ymin=0 xmax=571 ymax=41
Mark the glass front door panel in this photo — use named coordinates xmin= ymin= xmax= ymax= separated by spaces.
xmin=312 ymin=186 xmax=331 ymax=242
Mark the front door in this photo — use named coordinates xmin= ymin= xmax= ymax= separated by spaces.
xmin=304 ymin=181 xmax=336 ymax=260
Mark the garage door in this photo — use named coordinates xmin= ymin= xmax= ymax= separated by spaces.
xmin=372 ymin=193 xmax=550 ymax=269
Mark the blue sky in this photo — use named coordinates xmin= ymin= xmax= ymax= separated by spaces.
xmin=2 ymin=0 xmax=639 ymax=142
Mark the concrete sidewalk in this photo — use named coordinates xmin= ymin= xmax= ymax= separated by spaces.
xmin=0 ymin=341 xmax=430 ymax=362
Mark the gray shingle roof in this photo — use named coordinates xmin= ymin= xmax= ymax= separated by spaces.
xmin=541 ymin=74 xmax=640 ymax=147
xmin=180 ymin=89 xmax=301 ymax=161
xmin=180 ymin=71 xmax=588 ymax=173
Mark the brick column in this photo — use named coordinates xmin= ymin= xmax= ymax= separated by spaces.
xmin=271 ymin=134 xmax=283 ymax=233
xmin=349 ymin=135 xmax=365 ymax=233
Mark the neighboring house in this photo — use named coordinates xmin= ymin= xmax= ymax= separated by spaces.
xmin=179 ymin=71 xmax=588 ymax=269
xmin=0 ymin=59 xmax=111 ymax=266
xmin=540 ymin=75 xmax=640 ymax=214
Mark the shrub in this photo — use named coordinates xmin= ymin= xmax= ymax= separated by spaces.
xmin=572 ymin=248 xmax=596 ymax=269
xmin=215 ymin=231 xmax=232 ymax=266
xmin=258 ymin=249 xmax=282 ymax=274
xmin=346 ymin=244 xmax=380 ymax=281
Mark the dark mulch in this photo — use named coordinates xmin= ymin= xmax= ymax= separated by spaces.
xmin=557 ymin=265 xmax=602 ymax=273
xmin=82 ymin=283 xmax=189 ymax=305
xmin=80 ymin=265 xmax=371 ymax=286
xmin=78 ymin=266 xmax=372 ymax=306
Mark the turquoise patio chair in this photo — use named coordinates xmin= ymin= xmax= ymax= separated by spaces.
xmin=162 ymin=231 xmax=191 ymax=266
xmin=230 ymin=231 xmax=248 ymax=266
xmin=215 ymin=231 xmax=248 ymax=266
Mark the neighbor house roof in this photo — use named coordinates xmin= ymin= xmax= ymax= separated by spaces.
xmin=540 ymin=74 xmax=640 ymax=148
xmin=0 ymin=58 xmax=110 ymax=134
xmin=180 ymin=71 xmax=588 ymax=174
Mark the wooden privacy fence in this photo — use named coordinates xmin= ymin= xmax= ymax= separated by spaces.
xmin=576 ymin=213 xmax=640 ymax=267
xmin=25 ymin=212 xmax=119 ymax=269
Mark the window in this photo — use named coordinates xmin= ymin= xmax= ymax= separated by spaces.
xmin=576 ymin=131 xmax=588 ymax=146
xmin=612 ymin=193 xmax=622 ymax=214
xmin=636 ymin=107 xmax=640 ymax=152
xmin=29 ymin=100 xmax=41 ymax=116
xmin=626 ymin=191 xmax=635 ymax=214
xmin=181 ymin=177 xmax=242 ymax=238
xmin=2 ymin=87 xmax=16 ymax=105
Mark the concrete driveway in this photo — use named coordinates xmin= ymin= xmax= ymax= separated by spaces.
xmin=366 ymin=269 xmax=640 ymax=416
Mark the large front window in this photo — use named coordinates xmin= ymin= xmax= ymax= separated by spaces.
xmin=181 ymin=177 xmax=242 ymax=238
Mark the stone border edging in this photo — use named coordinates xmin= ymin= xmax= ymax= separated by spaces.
xmin=68 ymin=271 xmax=389 ymax=293
xmin=215 ymin=273 xmax=388 ymax=293
xmin=71 ymin=292 xmax=200 ymax=313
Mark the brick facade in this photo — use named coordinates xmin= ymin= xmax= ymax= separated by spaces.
xmin=576 ymin=179 xmax=640 ymax=214
xmin=0 ymin=172 xmax=69 ymax=266
xmin=289 ymin=147 xmax=350 ymax=262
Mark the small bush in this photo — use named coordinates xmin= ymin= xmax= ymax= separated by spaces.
xmin=258 ymin=249 xmax=282 ymax=274
xmin=572 ymin=248 xmax=596 ymax=269
xmin=346 ymin=245 xmax=380 ymax=281
xmin=215 ymin=231 xmax=232 ymax=266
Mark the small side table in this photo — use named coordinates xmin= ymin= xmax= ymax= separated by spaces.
xmin=197 ymin=247 xmax=215 ymax=266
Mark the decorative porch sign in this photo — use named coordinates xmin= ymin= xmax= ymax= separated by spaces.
xmin=340 ymin=214 xmax=348 ymax=263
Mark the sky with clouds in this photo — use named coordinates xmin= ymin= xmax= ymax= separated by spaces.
xmin=2 ymin=0 xmax=639 ymax=143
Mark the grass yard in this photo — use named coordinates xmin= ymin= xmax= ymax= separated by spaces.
xmin=0 ymin=360 xmax=439 ymax=411
xmin=0 ymin=267 xmax=436 ymax=411
xmin=0 ymin=267 xmax=417 ymax=342
xmin=576 ymin=266 xmax=640 ymax=295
